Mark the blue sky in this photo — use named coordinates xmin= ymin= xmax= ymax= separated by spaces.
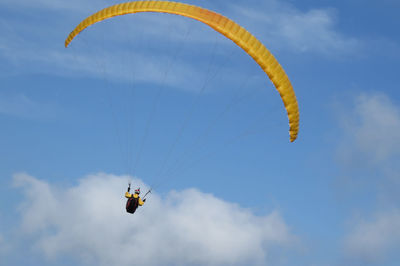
xmin=1 ymin=0 xmax=400 ymax=265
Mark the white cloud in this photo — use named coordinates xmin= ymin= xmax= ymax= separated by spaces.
xmin=12 ymin=172 xmax=296 ymax=266
xmin=333 ymin=92 xmax=400 ymax=203
xmin=0 ymin=0 xmax=361 ymax=87
xmin=344 ymin=210 xmax=400 ymax=262
xmin=0 ymin=6 xmax=240 ymax=91
xmin=230 ymin=0 xmax=360 ymax=56
xmin=335 ymin=93 xmax=400 ymax=263
xmin=336 ymin=92 xmax=400 ymax=167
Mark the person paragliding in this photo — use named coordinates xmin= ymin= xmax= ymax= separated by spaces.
xmin=125 ymin=183 xmax=146 ymax=214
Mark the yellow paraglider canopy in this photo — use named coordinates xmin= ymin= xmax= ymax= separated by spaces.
xmin=65 ymin=1 xmax=299 ymax=141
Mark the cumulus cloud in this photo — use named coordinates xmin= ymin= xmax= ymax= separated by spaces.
xmin=344 ymin=210 xmax=400 ymax=262
xmin=12 ymin=172 xmax=296 ymax=266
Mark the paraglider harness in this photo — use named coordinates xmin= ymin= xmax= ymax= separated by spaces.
xmin=125 ymin=183 xmax=151 ymax=214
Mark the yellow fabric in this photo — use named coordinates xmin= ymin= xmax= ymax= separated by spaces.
xmin=65 ymin=1 xmax=299 ymax=142
xmin=125 ymin=192 xmax=144 ymax=205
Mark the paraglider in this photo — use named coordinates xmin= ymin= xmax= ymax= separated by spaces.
xmin=125 ymin=183 xmax=146 ymax=214
xmin=65 ymin=0 xmax=300 ymax=142
xmin=66 ymin=1 xmax=301 ymax=214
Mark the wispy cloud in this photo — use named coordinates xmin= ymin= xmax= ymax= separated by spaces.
xmin=333 ymin=92 xmax=400 ymax=203
xmin=0 ymin=5 xmax=241 ymax=91
xmin=344 ymin=210 xmax=400 ymax=262
xmin=230 ymin=0 xmax=360 ymax=56
xmin=11 ymin=172 xmax=297 ymax=266
xmin=336 ymin=92 xmax=400 ymax=168
xmin=1 ymin=0 xmax=363 ymax=87
xmin=334 ymin=92 xmax=400 ymax=263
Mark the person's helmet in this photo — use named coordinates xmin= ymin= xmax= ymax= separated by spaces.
xmin=134 ymin=188 xmax=140 ymax=194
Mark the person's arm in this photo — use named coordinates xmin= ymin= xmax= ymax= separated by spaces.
xmin=125 ymin=191 xmax=132 ymax=198
xmin=138 ymin=197 xmax=145 ymax=206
